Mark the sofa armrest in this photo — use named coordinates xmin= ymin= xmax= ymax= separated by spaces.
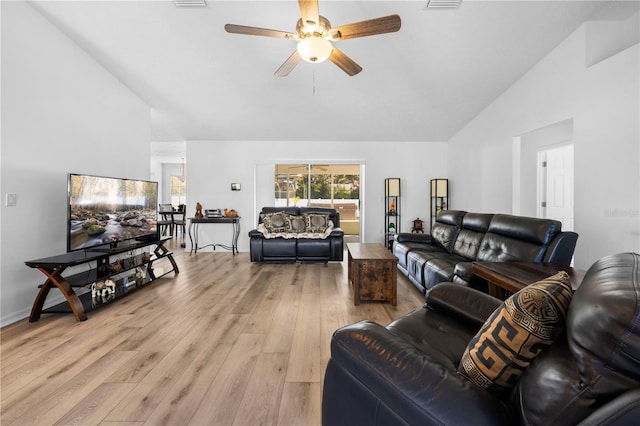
xmin=329 ymin=228 xmax=344 ymax=261
xmin=323 ymin=321 xmax=513 ymax=426
xmin=248 ymin=228 xmax=264 ymax=238
xmin=330 ymin=228 xmax=344 ymax=237
xmin=394 ymin=232 xmax=432 ymax=244
xmin=248 ymin=229 xmax=265 ymax=262
xmin=577 ymin=388 xmax=640 ymax=426
xmin=453 ymin=262 xmax=474 ymax=283
xmin=544 ymin=231 xmax=579 ymax=266
xmin=426 ymin=282 xmax=501 ymax=326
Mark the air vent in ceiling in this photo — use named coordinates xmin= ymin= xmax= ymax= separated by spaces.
xmin=173 ymin=0 xmax=207 ymax=7
xmin=426 ymin=0 xmax=462 ymax=8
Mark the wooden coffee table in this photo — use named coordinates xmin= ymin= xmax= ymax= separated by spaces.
xmin=347 ymin=243 xmax=397 ymax=306
xmin=472 ymin=261 xmax=585 ymax=300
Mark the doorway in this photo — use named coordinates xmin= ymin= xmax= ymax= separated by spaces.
xmin=513 ymin=119 xmax=574 ymax=232
xmin=150 ymin=141 xmax=187 ymax=207
xmin=161 ymin=161 xmax=186 ymax=207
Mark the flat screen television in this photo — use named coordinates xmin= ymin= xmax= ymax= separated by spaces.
xmin=67 ymin=173 xmax=159 ymax=252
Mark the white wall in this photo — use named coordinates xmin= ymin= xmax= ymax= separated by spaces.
xmin=186 ymin=141 xmax=447 ymax=253
xmin=448 ymin=19 xmax=640 ymax=270
xmin=0 ymin=2 xmax=151 ymax=326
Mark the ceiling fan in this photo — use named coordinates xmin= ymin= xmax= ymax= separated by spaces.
xmin=224 ymin=0 xmax=401 ymax=77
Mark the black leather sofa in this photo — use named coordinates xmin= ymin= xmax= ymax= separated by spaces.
xmin=248 ymin=207 xmax=344 ymax=263
xmin=322 ymin=252 xmax=640 ymax=425
xmin=393 ymin=210 xmax=578 ymax=293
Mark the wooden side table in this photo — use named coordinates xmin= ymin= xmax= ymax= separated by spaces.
xmin=347 ymin=243 xmax=398 ymax=306
xmin=472 ymin=261 xmax=585 ymax=300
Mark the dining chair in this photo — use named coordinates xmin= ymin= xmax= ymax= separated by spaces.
xmin=158 ymin=204 xmax=175 ymax=236
xmin=174 ymin=204 xmax=186 ymax=236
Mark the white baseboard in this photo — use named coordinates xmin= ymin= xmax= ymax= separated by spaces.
xmin=1 ymin=293 xmax=67 ymax=328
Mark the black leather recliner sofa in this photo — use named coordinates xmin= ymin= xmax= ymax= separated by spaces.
xmin=248 ymin=207 xmax=344 ymax=263
xmin=322 ymin=252 xmax=640 ymax=425
xmin=393 ymin=210 xmax=579 ymax=293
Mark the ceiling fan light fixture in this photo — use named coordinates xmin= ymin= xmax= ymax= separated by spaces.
xmin=296 ymin=37 xmax=333 ymax=63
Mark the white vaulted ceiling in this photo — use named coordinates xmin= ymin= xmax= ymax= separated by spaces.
xmin=27 ymin=0 xmax=639 ymax=142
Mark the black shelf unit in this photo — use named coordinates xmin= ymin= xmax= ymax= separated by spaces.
xmin=25 ymin=237 xmax=179 ymax=321
xmin=430 ymin=178 xmax=449 ymax=225
xmin=385 ymin=178 xmax=401 ymax=250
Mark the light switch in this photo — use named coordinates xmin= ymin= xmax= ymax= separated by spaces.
xmin=6 ymin=193 xmax=17 ymax=207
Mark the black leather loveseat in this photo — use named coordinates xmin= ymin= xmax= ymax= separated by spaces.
xmin=393 ymin=210 xmax=578 ymax=294
xmin=249 ymin=207 xmax=344 ymax=263
xmin=322 ymin=252 xmax=640 ymax=425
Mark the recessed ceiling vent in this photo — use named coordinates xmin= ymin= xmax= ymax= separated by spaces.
xmin=173 ymin=0 xmax=207 ymax=7
xmin=426 ymin=0 xmax=462 ymax=8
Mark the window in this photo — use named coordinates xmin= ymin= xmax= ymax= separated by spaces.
xmin=275 ymin=163 xmax=361 ymax=235
xmin=170 ymin=174 xmax=186 ymax=206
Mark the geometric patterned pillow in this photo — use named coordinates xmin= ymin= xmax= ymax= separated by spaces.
xmin=303 ymin=213 xmax=331 ymax=233
xmin=261 ymin=211 xmax=288 ymax=233
xmin=457 ymin=271 xmax=573 ymax=394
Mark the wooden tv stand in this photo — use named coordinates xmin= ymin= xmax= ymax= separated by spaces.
xmin=25 ymin=238 xmax=179 ymax=322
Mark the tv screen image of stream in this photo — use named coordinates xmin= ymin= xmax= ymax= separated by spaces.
xmin=68 ymin=174 xmax=158 ymax=252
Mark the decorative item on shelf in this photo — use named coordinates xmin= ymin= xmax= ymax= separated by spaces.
xmin=430 ymin=178 xmax=449 ymax=225
xmin=412 ymin=217 xmax=424 ymax=233
xmin=91 ymin=279 xmax=116 ymax=298
xmin=205 ymin=209 xmax=223 ymax=218
xmin=224 ymin=208 xmax=239 ymax=218
xmin=384 ymin=178 xmax=401 ymax=250
xmin=195 ymin=202 xmax=204 ymax=218
xmin=142 ymin=252 xmax=151 ymax=262
xmin=135 ymin=266 xmax=147 ymax=285
xmin=91 ymin=279 xmax=117 ymax=307
xmin=109 ymin=259 xmax=123 ymax=273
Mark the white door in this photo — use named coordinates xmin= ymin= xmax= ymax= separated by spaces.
xmin=538 ymin=144 xmax=574 ymax=231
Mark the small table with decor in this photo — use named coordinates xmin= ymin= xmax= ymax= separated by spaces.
xmin=188 ymin=216 xmax=240 ymax=255
xmin=347 ymin=243 xmax=397 ymax=306
xmin=472 ymin=261 xmax=586 ymax=300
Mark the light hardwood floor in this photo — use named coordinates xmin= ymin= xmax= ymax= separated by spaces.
xmin=1 ymin=240 xmax=424 ymax=425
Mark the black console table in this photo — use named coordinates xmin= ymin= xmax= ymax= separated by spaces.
xmin=25 ymin=238 xmax=179 ymax=322
xmin=188 ymin=217 xmax=240 ymax=255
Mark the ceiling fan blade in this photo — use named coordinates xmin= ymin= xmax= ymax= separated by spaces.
xmin=329 ymin=47 xmax=362 ymax=76
xmin=225 ymin=24 xmax=298 ymax=40
xmin=329 ymin=14 xmax=401 ymax=41
xmin=298 ymin=0 xmax=320 ymax=27
xmin=275 ymin=51 xmax=303 ymax=77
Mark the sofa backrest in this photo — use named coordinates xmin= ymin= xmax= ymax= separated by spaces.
xmin=259 ymin=206 xmax=340 ymax=227
xmin=452 ymin=213 xmax=494 ymax=260
xmin=476 ymin=214 xmax=562 ymax=263
xmin=510 ymin=252 xmax=640 ymax=425
xmin=431 ymin=210 xmax=466 ymax=253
